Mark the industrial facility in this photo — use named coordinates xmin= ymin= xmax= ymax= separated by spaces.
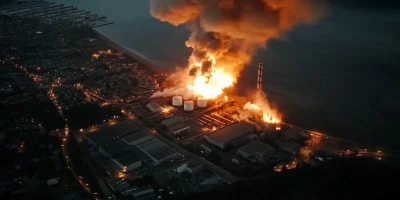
xmin=146 ymin=101 xmax=163 ymax=113
xmin=204 ymin=122 xmax=254 ymax=149
xmin=237 ymin=141 xmax=278 ymax=164
xmin=137 ymin=138 xmax=178 ymax=165
xmin=99 ymin=140 xmax=130 ymax=157
xmin=111 ymin=152 xmax=142 ymax=172
xmin=121 ymin=131 xmax=153 ymax=146
xmin=84 ymin=120 xmax=139 ymax=146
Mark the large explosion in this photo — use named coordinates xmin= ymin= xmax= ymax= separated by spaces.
xmin=149 ymin=0 xmax=324 ymax=122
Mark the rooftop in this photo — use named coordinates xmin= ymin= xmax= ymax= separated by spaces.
xmin=146 ymin=102 xmax=162 ymax=112
xmin=238 ymin=141 xmax=275 ymax=156
xmin=137 ymin=138 xmax=177 ymax=163
xmin=121 ymin=131 xmax=153 ymax=144
xmin=108 ymin=178 xmax=129 ymax=188
xmin=113 ymin=152 xmax=141 ymax=166
xmin=187 ymin=160 xmax=202 ymax=169
xmin=206 ymin=122 xmax=254 ymax=144
xmin=161 ymin=115 xmax=185 ymax=126
xmin=85 ymin=121 xmax=139 ymax=145
xmin=133 ymin=186 xmax=156 ymax=200
xmin=100 ymin=139 xmax=130 ymax=157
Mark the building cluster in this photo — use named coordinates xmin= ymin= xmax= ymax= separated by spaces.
xmin=84 ymin=121 xmax=180 ymax=175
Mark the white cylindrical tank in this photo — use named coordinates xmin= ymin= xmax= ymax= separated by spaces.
xmin=184 ymin=101 xmax=194 ymax=111
xmin=172 ymin=96 xmax=183 ymax=106
xmin=197 ymin=98 xmax=207 ymax=108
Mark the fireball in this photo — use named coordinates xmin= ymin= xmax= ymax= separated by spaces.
xmin=187 ymin=55 xmax=235 ymax=99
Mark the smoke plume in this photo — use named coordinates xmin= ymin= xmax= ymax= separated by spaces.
xmin=232 ymin=91 xmax=281 ymax=125
xmin=150 ymin=0 xmax=324 ymax=76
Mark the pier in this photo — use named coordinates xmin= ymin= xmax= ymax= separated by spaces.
xmin=0 ymin=0 xmax=114 ymax=27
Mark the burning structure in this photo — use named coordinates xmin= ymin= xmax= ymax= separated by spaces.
xmin=149 ymin=0 xmax=324 ymax=125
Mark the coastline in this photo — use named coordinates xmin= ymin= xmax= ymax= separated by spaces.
xmin=93 ymin=28 xmax=172 ymax=74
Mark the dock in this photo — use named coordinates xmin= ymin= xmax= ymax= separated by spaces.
xmin=0 ymin=0 xmax=114 ymax=27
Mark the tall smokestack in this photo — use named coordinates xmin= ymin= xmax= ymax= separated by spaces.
xmin=257 ymin=61 xmax=263 ymax=93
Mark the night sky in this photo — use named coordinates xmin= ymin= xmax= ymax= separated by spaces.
xmin=52 ymin=0 xmax=400 ymax=148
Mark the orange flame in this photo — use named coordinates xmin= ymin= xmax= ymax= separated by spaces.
xmin=187 ymin=55 xmax=235 ymax=99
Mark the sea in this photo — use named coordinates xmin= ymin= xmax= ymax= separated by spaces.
xmin=52 ymin=0 xmax=400 ymax=149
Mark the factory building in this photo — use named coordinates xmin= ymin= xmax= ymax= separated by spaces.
xmin=102 ymin=158 xmax=121 ymax=177
xmin=108 ymin=179 xmax=130 ymax=192
xmin=111 ymin=152 xmax=142 ymax=172
xmin=204 ymin=122 xmax=254 ymax=149
xmin=278 ymin=140 xmax=302 ymax=155
xmin=161 ymin=115 xmax=185 ymax=127
xmin=122 ymin=131 xmax=153 ymax=146
xmin=186 ymin=161 xmax=203 ymax=174
xmin=146 ymin=102 xmax=163 ymax=112
xmin=168 ymin=123 xmax=190 ymax=135
xmin=237 ymin=141 xmax=278 ymax=164
xmin=119 ymin=185 xmax=139 ymax=196
xmin=176 ymin=161 xmax=203 ymax=174
xmin=84 ymin=121 xmax=139 ymax=146
xmin=99 ymin=140 xmax=130 ymax=157
xmin=137 ymin=138 xmax=178 ymax=165
xmin=132 ymin=186 xmax=157 ymax=200
xmin=284 ymin=127 xmax=310 ymax=141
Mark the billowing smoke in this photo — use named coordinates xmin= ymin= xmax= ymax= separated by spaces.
xmin=150 ymin=0 xmax=324 ymax=75
xmin=149 ymin=0 xmax=324 ymax=99
xmin=232 ymin=91 xmax=281 ymax=125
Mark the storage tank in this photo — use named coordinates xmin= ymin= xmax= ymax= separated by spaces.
xmin=172 ymin=96 xmax=183 ymax=106
xmin=184 ymin=101 xmax=194 ymax=111
xmin=197 ymin=98 xmax=207 ymax=108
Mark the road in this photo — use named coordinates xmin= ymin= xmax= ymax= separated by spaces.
xmin=61 ymin=135 xmax=101 ymax=200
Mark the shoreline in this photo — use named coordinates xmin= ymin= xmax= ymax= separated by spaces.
xmin=93 ymin=29 xmax=172 ymax=74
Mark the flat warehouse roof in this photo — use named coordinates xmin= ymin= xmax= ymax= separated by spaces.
xmin=137 ymin=139 xmax=176 ymax=163
xmin=238 ymin=141 xmax=275 ymax=155
xmin=85 ymin=121 xmax=139 ymax=145
xmin=113 ymin=152 xmax=141 ymax=166
xmin=100 ymin=140 xmax=130 ymax=156
xmin=122 ymin=131 xmax=153 ymax=144
xmin=206 ymin=122 xmax=254 ymax=144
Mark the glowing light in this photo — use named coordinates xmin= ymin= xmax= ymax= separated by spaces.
xmin=244 ymin=102 xmax=280 ymax=124
xmin=162 ymin=107 xmax=171 ymax=113
xmin=187 ymin=55 xmax=234 ymax=99
xmin=224 ymin=96 xmax=228 ymax=101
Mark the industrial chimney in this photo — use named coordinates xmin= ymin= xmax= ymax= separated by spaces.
xmin=257 ymin=61 xmax=263 ymax=92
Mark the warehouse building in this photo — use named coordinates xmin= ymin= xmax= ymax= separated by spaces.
xmin=84 ymin=121 xmax=139 ymax=146
xmin=161 ymin=115 xmax=185 ymax=127
xmin=137 ymin=138 xmax=177 ymax=165
xmin=278 ymin=140 xmax=302 ymax=155
xmin=186 ymin=161 xmax=203 ymax=174
xmin=284 ymin=127 xmax=310 ymax=141
xmin=119 ymin=185 xmax=139 ymax=196
xmin=122 ymin=131 xmax=153 ymax=146
xmin=176 ymin=161 xmax=203 ymax=174
xmin=204 ymin=122 xmax=254 ymax=149
xmin=99 ymin=140 xmax=130 ymax=157
xmin=237 ymin=141 xmax=277 ymax=164
xmin=111 ymin=152 xmax=142 ymax=172
xmin=146 ymin=102 xmax=163 ymax=112
xmin=108 ymin=179 xmax=130 ymax=192
xmin=132 ymin=186 xmax=157 ymax=200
